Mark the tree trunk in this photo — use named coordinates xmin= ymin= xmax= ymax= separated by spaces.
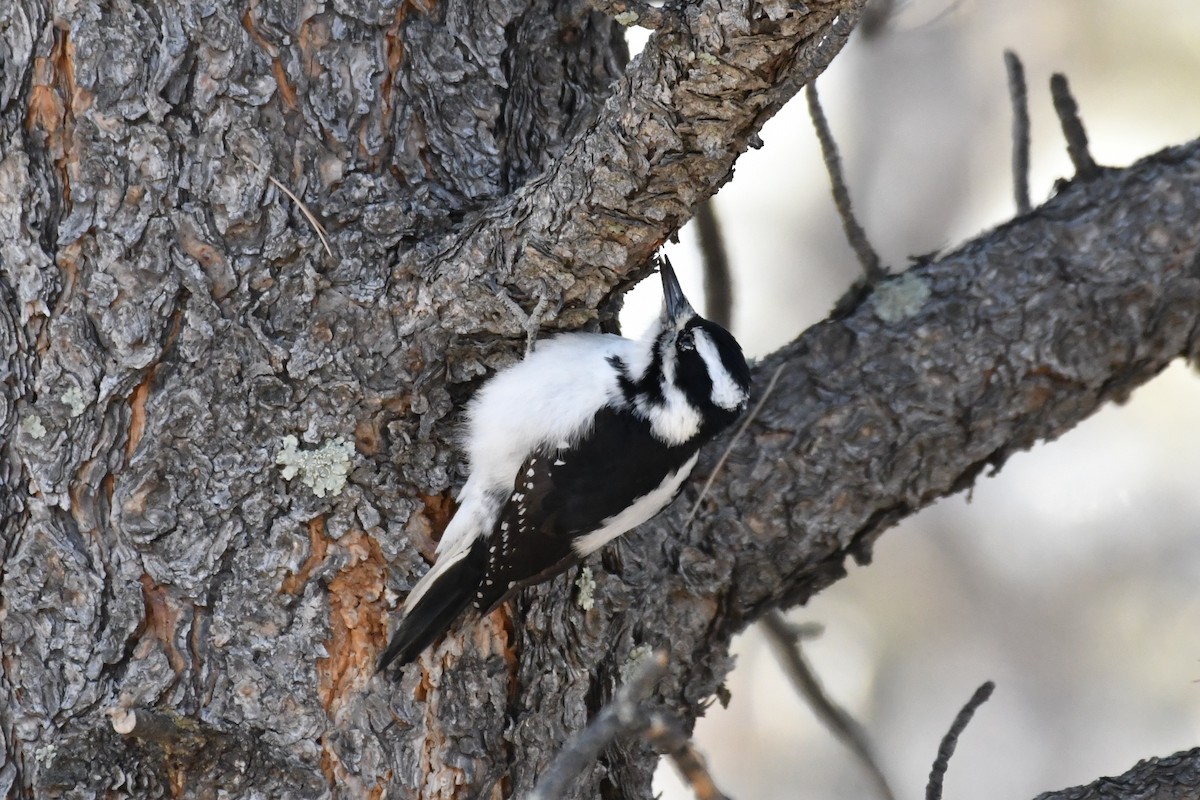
xmin=1 ymin=0 xmax=1198 ymax=799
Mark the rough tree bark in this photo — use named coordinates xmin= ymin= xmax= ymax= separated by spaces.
xmin=0 ymin=1 xmax=1197 ymax=799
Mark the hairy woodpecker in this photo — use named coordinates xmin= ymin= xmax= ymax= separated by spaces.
xmin=377 ymin=257 xmax=751 ymax=673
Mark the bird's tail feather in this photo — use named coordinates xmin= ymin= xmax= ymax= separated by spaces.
xmin=376 ymin=538 xmax=486 ymax=675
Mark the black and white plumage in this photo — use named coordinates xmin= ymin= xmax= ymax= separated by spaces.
xmin=377 ymin=257 xmax=751 ymax=673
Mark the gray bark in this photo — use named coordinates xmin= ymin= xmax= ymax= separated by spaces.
xmin=0 ymin=0 xmax=1197 ymax=799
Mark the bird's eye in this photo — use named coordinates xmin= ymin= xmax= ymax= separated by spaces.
xmin=678 ymin=333 xmax=695 ymax=352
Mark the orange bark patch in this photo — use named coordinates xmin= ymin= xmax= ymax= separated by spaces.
xmin=126 ymin=369 xmax=154 ymax=459
xmin=317 ymin=529 xmax=388 ymax=714
xmin=319 ymin=736 xmax=391 ymax=798
xmin=280 ymin=516 xmax=332 ymax=595
xmin=26 ymin=59 xmax=65 ymax=137
xmin=271 ymin=58 xmax=299 ymax=109
xmin=178 ymin=227 xmax=235 ymax=299
xmin=52 ymin=241 xmax=81 ymax=316
xmin=407 ymin=491 xmax=456 ymax=562
xmin=419 ymin=492 xmax=455 ymax=541
xmin=380 ymin=6 xmax=407 ymax=112
xmin=241 ymin=8 xmax=298 ymax=110
xmin=138 ymin=574 xmax=187 ymax=676
xmin=25 ymin=27 xmax=87 ymax=208
xmin=353 ymin=415 xmax=383 ymax=456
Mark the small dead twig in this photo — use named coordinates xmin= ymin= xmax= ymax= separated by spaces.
xmin=694 ymin=199 xmax=734 ymax=329
xmin=687 ymin=362 xmax=786 ymax=525
xmin=926 ymin=681 xmax=996 ymax=800
xmin=525 ymin=651 xmax=668 ymax=800
xmin=1003 ymin=50 xmax=1032 ymax=214
xmin=761 ymin=612 xmax=896 ymax=800
xmin=235 ymin=153 xmax=334 ymax=258
xmin=806 ymin=81 xmax=886 ymax=283
xmin=643 ymin=711 xmax=732 ymax=800
xmin=525 ymin=651 xmax=731 ymax=800
xmin=107 ymin=708 xmax=187 ymax=744
xmin=1049 ymin=73 xmax=1101 ymax=181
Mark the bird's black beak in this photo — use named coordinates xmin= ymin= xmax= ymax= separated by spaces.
xmin=658 ymin=256 xmax=694 ymax=324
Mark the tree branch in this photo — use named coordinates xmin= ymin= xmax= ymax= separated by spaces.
xmin=806 ymin=81 xmax=886 ymax=282
xmin=512 ymin=137 xmax=1200 ymax=794
xmin=761 ymin=613 xmax=894 ymax=800
xmin=926 ymin=682 xmax=994 ymax=800
xmin=7 ymin=0 xmax=1200 ymax=796
xmin=694 ymin=199 xmax=734 ymax=329
xmin=1004 ymin=50 xmax=1032 ymax=214
xmin=1050 ymin=72 xmax=1102 ymax=181
xmin=1033 ymin=747 xmax=1200 ymax=800
xmin=408 ymin=0 xmax=871 ymax=336
xmin=526 ymin=651 xmax=668 ymax=800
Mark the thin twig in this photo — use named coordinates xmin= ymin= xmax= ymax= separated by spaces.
xmin=1003 ymin=51 xmax=1032 ymax=214
xmin=761 ymin=612 xmax=896 ymax=800
xmin=525 ymin=651 xmax=668 ymax=800
xmin=643 ymin=711 xmax=732 ymax=800
xmin=926 ymin=681 xmax=996 ymax=800
xmin=687 ymin=362 xmax=786 ymax=525
xmin=694 ymin=199 xmax=734 ymax=329
xmin=235 ymin=153 xmax=334 ymax=258
xmin=1049 ymin=73 xmax=1101 ymax=181
xmin=806 ymin=81 xmax=886 ymax=283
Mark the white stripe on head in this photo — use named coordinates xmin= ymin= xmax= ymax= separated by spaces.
xmin=694 ymin=330 xmax=748 ymax=410
xmin=646 ymin=339 xmax=703 ymax=444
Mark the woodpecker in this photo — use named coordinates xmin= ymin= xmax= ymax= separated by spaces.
xmin=377 ymin=256 xmax=751 ymax=673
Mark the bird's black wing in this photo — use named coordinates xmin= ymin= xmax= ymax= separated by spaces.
xmin=474 ymin=406 xmax=700 ymax=613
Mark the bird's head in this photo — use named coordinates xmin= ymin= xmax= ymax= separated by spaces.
xmin=630 ymin=256 xmax=751 ymax=442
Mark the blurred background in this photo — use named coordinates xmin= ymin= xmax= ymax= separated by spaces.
xmin=616 ymin=1 xmax=1200 ymax=798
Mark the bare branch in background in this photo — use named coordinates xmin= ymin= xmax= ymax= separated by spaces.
xmin=1004 ymin=51 xmax=1032 ymax=214
xmin=525 ymin=649 xmax=730 ymax=800
xmin=695 ymin=199 xmax=735 ymax=329
xmin=526 ymin=652 xmax=668 ymax=800
xmin=805 ymin=82 xmax=886 ymax=282
xmin=926 ymin=682 xmax=996 ymax=800
xmin=1050 ymin=73 xmax=1102 ymax=181
xmin=643 ymin=711 xmax=732 ymax=800
xmin=761 ymin=612 xmax=896 ymax=800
